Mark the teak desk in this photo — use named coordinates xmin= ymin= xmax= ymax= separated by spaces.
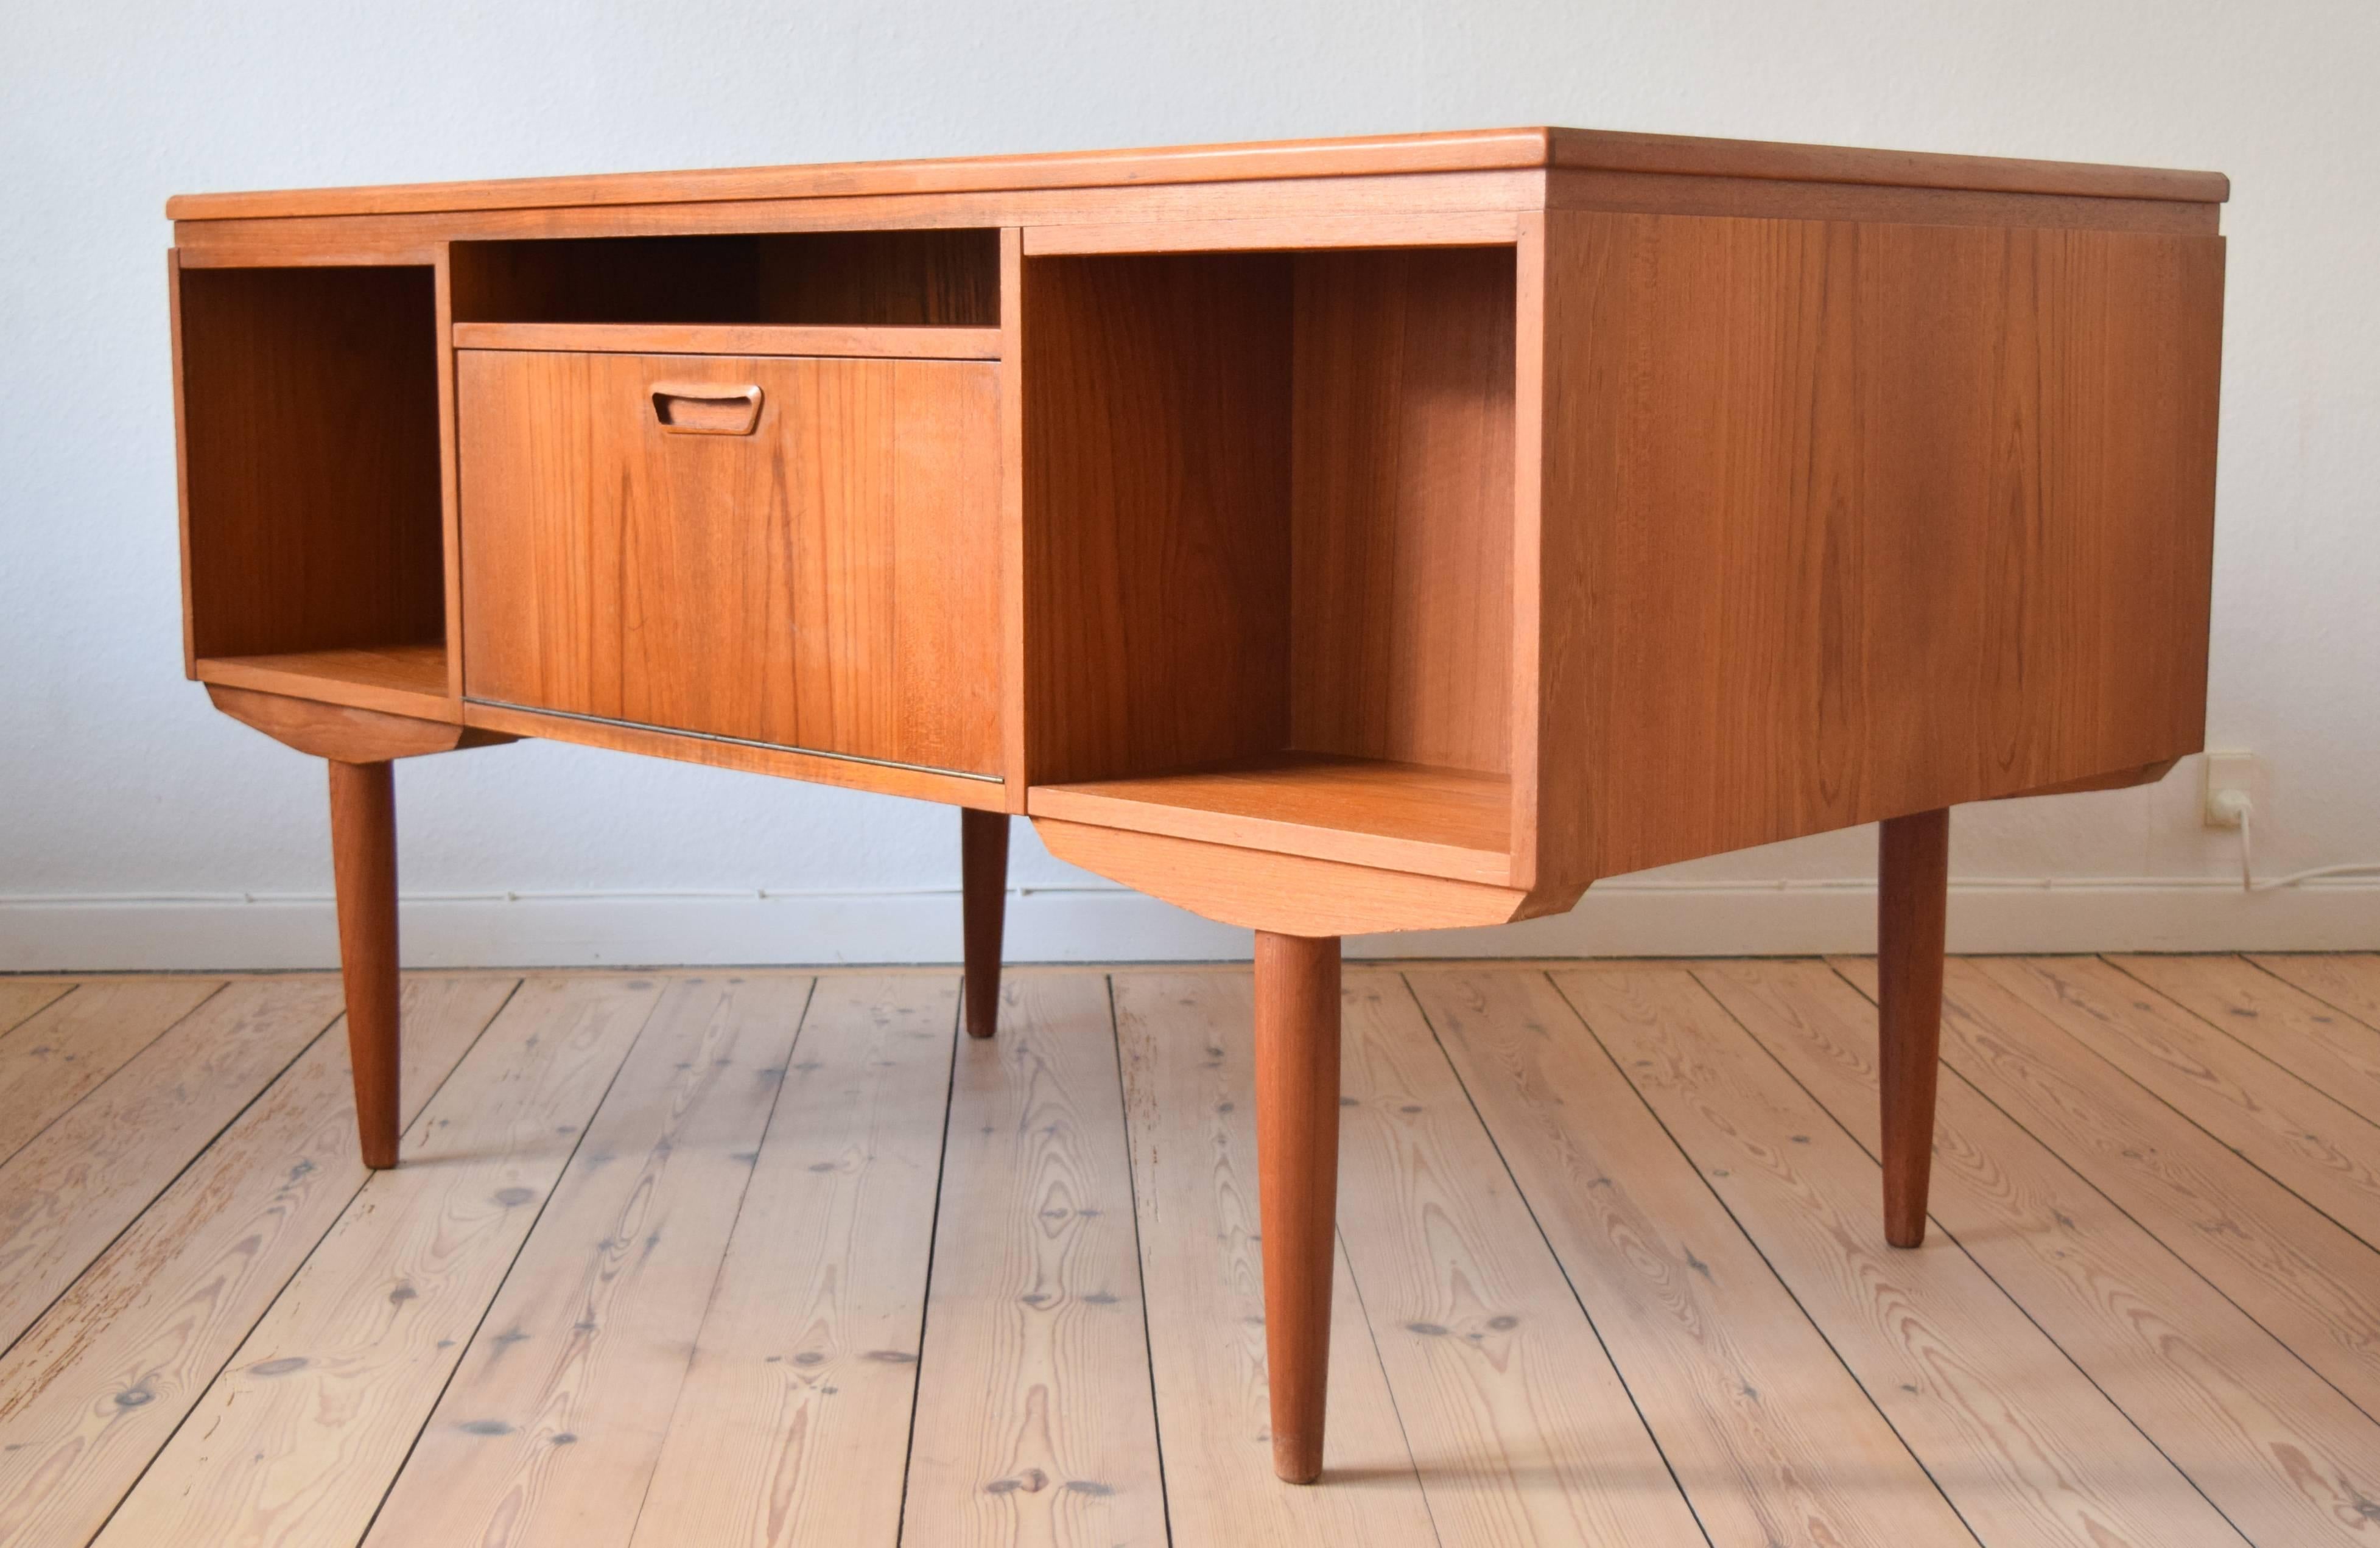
xmin=167 ymin=127 xmax=2227 ymax=1485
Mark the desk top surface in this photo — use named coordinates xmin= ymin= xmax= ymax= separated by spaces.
xmin=166 ymin=125 xmax=2230 ymax=223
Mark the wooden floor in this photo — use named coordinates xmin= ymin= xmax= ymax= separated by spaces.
xmin=3 ymin=956 xmax=2380 ymax=1546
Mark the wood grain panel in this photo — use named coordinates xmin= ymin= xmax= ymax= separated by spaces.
xmin=435 ymin=250 xmax=466 ymax=699
xmin=367 ymin=975 xmax=806 ymax=1547
xmin=1529 ymin=212 xmax=2224 ymax=890
xmin=0 ymin=978 xmax=343 ymax=1354
xmin=177 ymin=265 xmax=446 ymax=664
xmin=0 ymin=979 xmax=220 ymax=1167
xmin=1290 ymin=245 xmax=1515 ymax=773
xmin=1565 ymin=964 xmax=2238 ymax=1548
xmin=756 ymin=228 xmax=1000 ymax=326
xmin=1020 ymin=251 xmax=1294 ymax=785
xmin=1335 ymin=971 xmax=1710 ymax=1544
xmin=0 ymin=978 xmax=511 ymax=1548
xmin=1108 ymin=972 xmax=1434 ymax=1543
xmin=631 ymin=976 xmax=952 ymax=1548
xmin=997 ymin=226 xmax=1028 ymax=804
xmin=902 ymin=973 xmax=1165 ymax=1546
xmin=1718 ymin=958 xmax=2380 ymax=1547
xmin=459 ymin=349 xmax=1001 ymax=774
xmin=1407 ymin=968 xmax=1977 ymax=1546
xmin=94 ymin=976 xmax=662 ymax=1548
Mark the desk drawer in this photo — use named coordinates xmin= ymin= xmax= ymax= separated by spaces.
xmin=458 ymin=349 xmax=1001 ymax=776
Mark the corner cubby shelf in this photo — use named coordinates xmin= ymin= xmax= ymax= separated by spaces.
xmin=1019 ymin=242 xmax=1523 ymax=888
xmin=195 ymin=643 xmax=451 ymax=720
xmin=1029 ymin=754 xmax=1512 ymax=883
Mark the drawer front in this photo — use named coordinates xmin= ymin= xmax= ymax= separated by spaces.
xmin=459 ymin=349 xmax=1002 ymax=776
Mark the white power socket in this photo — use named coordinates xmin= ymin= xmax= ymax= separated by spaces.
xmin=2204 ymin=751 xmax=2258 ymax=827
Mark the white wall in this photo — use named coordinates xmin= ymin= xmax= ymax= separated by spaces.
xmin=4 ymin=0 xmax=2375 ymax=969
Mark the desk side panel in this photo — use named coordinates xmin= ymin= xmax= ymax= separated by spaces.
xmin=1531 ymin=209 xmax=2224 ymax=889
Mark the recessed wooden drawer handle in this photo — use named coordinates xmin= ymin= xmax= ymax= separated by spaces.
xmin=650 ymin=381 xmax=763 ymax=435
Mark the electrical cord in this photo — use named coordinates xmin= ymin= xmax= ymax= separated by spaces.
xmin=2216 ymin=791 xmax=2380 ymax=892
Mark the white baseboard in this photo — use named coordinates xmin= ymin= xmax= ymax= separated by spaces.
xmin=4 ymin=877 xmax=2375 ymax=971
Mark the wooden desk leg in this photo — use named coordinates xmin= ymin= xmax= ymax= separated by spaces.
xmin=1254 ymin=931 xmax=1341 ymax=1483
xmin=328 ymin=759 xmax=402 ymax=1170
xmin=961 ymin=808 xmax=1009 ymax=1039
xmin=1879 ymin=807 xmax=1950 ymax=1248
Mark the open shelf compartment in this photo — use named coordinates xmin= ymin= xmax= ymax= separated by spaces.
xmin=449 ymin=229 xmax=1001 ymax=327
xmin=176 ymin=263 xmax=452 ymax=716
xmin=1020 ymin=243 xmax=1520 ymax=882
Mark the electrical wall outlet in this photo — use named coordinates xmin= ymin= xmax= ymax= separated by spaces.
xmin=2204 ymin=751 xmax=2258 ymax=827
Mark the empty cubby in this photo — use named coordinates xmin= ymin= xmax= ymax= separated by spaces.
xmin=448 ymin=229 xmax=1001 ymax=327
xmin=1021 ymin=244 xmax=1518 ymax=878
xmin=177 ymin=264 xmax=448 ymax=702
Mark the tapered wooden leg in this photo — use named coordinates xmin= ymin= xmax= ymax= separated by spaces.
xmin=328 ymin=759 xmax=402 ymax=1170
xmin=1254 ymin=931 xmax=1341 ymax=1484
xmin=1879 ymin=807 xmax=1950 ymax=1247
xmin=961 ymin=808 xmax=1009 ymax=1039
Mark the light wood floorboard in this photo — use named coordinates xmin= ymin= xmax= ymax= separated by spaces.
xmin=902 ymin=972 xmax=1168 ymax=1547
xmin=0 ymin=977 xmax=513 ymax=1548
xmin=1560 ymin=964 xmax=2239 ymax=1548
xmin=0 ymin=981 xmax=74 ymax=1039
xmin=1824 ymin=958 xmax=2380 ymax=1543
xmin=2111 ymin=955 xmax=2380 ymax=1119
xmin=0 ymin=978 xmax=342 ymax=1354
xmin=1112 ymin=971 xmax=1440 ymax=1546
xmin=4 ymin=956 xmax=2379 ymax=1545
xmin=629 ymin=975 xmax=950 ymax=1548
xmin=2248 ymin=954 xmax=2380 ymax=1032
xmin=1336 ymin=970 xmax=1711 ymax=1546
xmin=366 ymin=973 xmax=809 ymax=1547
xmin=1836 ymin=956 xmax=2380 ymax=1424
xmin=1408 ymin=966 xmax=1978 ymax=1547
xmin=0 ymin=980 xmax=223 ymax=1166
xmin=94 ymin=976 xmax=664 ymax=1547
xmin=1980 ymin=958 xmax=2380 ymax=1250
